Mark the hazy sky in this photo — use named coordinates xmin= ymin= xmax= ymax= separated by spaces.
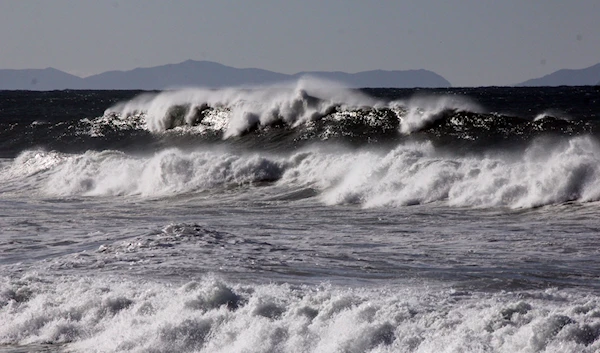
xmin=0 ymin=0 xmax=598 ymax=86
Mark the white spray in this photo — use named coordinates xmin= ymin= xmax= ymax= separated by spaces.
xmin=105 ymin=78 xmax=479 ymax=137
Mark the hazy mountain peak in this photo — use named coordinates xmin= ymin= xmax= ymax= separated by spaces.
xmin=1 ymin=61 xmax=452 ymax=90
xmin=518 ymin=62 xmax=600 ymax=86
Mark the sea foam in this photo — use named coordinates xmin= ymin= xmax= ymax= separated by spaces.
xmin=3 ymin=136 xmax=600 ymax=209
xmin=317 ymin=136 xmax=600 ymax=208
xmin=1 ymin=274 xmax=599 ymax=352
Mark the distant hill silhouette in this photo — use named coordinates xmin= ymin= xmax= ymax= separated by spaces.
xmin=0 ymin=68 xmax=84 ymax=90
xmin=518 ymin=62 xmax=600 ymax=86
xmin=83 ymin=60 xmax=291 ymax=89
xmin=0 ymin=60 xmax=451 ymax=90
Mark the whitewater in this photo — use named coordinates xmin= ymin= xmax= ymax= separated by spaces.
xmin=1 ymin=82 xmax=600 ymax=352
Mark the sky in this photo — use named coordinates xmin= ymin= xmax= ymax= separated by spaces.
xmin=0 ymin=0 xmax=598 ymax=87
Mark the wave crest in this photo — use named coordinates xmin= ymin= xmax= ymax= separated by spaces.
xmin=105 ymin=78 xmax=382 ymax=137
xmin=3 ymin=136 xmax=600 ymax=209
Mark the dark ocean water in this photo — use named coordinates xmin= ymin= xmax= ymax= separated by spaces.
xmin=1 ymin=82 xmax=600 ymax=352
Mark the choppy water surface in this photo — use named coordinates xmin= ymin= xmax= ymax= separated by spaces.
xmin=1 ymin=84 xmax=600 ymax=352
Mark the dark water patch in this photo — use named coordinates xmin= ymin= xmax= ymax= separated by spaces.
xmin=2 ymin=87 xmax=600 ymax=157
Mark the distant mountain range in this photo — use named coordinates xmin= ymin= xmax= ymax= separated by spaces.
xmin=517 ymin=62 xmax=600 ymax=86
xmin=0 ymin=60 xmax=451 ymax=90
xmin=0 ymin=68 xmax=83 ymax=90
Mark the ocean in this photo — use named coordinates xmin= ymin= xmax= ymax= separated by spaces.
xmin=1 ymin=80 xmax=600 ymax=352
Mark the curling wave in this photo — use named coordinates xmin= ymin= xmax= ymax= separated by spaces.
xmin=1 ymin=83 xmax=598 ymax=158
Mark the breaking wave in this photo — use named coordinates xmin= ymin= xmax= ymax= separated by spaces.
xmin=1 ymin=82 xmax=597 ymax=159
xmin=3 ymin=135 xmax=600 ymax=209
xmin=106 ymin=78 xmax=385 ymax=136
xmin=2 ymin=84 xmax=600 ymax=209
